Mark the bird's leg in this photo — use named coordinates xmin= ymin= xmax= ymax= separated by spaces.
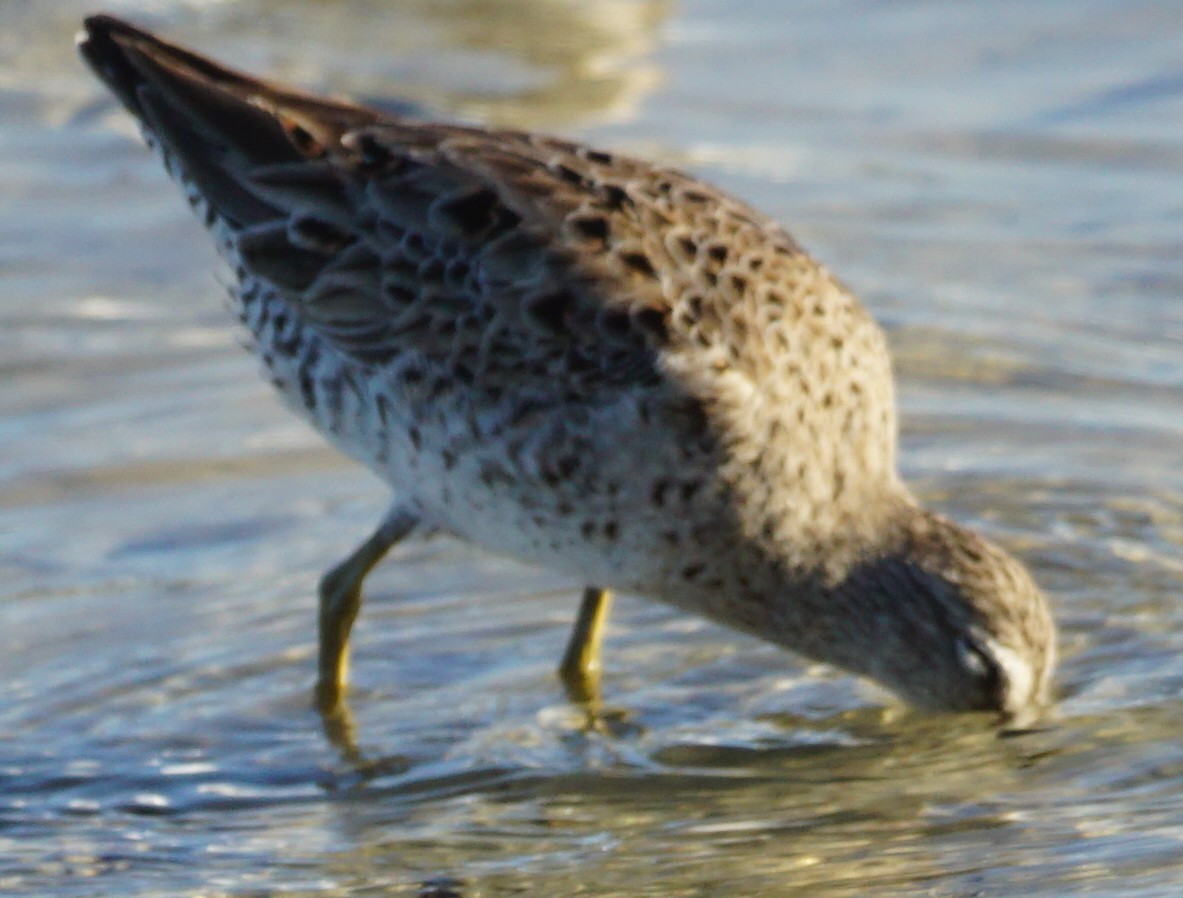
xmin=558 ymin=586 xmax=614 ymax=706
xmin=315 ymin=506 xmax=418 ymax=715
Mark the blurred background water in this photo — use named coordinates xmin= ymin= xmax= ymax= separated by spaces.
xmin=2 ymin=0 xmax=1183 ymax=895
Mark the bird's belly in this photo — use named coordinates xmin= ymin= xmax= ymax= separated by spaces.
xmin=381 ymin=398 xmax=722 ymax=595
xmin=387 ymin=404 xmax=692 ymax=589
xmin=248 ymin=305 xmax=721 ymax=592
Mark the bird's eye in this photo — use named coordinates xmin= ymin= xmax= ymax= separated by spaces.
xmin=956 ymin=636 xmax=1006 ymax=708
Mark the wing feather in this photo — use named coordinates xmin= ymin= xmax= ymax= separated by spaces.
xmin=80 ymin=14 xmax=810 ymax=404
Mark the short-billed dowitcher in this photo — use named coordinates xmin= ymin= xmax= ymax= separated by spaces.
xmin=79 ymin=15 xmax=1055 ymax=719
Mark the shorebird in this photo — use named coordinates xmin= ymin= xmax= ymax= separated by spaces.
xmin=78 ymin=15 xmax=1055 ymax=722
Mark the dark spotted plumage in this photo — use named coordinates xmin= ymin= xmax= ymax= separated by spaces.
xmin=79 ymin=16 xmax=1055 ymax=716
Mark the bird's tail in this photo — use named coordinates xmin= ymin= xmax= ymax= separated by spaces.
xmin=77 ymin=14 xmax=378 ymax=229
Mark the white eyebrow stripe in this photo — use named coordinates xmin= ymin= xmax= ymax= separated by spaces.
xmin=987 ymin=638 xmax=1035 ymax=712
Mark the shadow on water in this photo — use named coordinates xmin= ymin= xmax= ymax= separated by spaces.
xmin=270 ymin=704 xmax=1183 ymax=897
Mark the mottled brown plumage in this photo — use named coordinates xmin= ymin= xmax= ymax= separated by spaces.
xmin=79 ymin=15 xmax=1055 ymax=719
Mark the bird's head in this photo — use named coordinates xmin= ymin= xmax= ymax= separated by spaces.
xmin=816 ymin=508 xmax=1056 ymax=717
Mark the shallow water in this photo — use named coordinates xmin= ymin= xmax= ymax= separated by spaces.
xmin=3 ymin=0 xmax=1183 ymax=894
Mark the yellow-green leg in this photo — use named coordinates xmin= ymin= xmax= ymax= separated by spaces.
xmin=558 ymin=586 xmax=614 ymax=705
xmin=315 ymin=506 xmax=418 ymax=714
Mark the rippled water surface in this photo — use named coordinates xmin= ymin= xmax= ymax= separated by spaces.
xmin=4 ymin=1 xmax=1183 ymax=895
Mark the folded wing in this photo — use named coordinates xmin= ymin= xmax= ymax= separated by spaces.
xmin=80 ymin=15 xmax=688 ymax=403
